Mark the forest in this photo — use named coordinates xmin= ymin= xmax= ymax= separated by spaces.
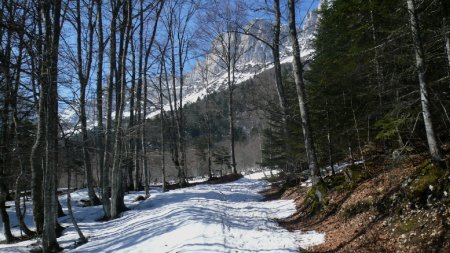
xmin=0 ymin=0 xmax=449 ymax=252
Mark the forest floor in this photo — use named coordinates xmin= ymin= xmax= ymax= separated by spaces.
xmin=270 ymin=151 xmax=450 ymax=253
xmin=0 ymin=172 xmax=324 ymax=252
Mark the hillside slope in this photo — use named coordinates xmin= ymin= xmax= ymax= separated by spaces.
xmin=272 ymin=151 xmax=450 ymax=252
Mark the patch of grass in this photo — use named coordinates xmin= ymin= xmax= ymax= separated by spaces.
xmin=305 ymin=180 xmax=329 ymax=214
xmin=342 ymin=198 xmax=374 ymax=218
xmin=394 ymin=216 xmax=419 ymax=236
xmin=325 ymin=173 xmax=346 ymax=189
xmin=324 ymin=173 xmax=355 ymax=193
xmin=406 ymin=161 xmax=445 ymax=205
xmin=343 ymin=164 xmax=366 ymax=184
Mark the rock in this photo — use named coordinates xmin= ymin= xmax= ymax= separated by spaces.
xmin=134 ymin=195 xmax=146 ymax=202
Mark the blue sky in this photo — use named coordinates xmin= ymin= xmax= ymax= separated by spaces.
xmin=247 ymin=0 xmax=320 ymax=24
xmin=58 ymin=0 xmax=320 ymax=105
xmin=184 ymin=0 xmax=321 ymax=71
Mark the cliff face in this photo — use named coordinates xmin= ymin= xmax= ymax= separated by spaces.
xmin=181 ymin=8 xmax=320 ymax=108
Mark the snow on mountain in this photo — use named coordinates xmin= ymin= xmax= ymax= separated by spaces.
xmin=60 ymin=5 xmax=321 ymax=129
xmin=175 ymin=9 xmax=319 ymax=110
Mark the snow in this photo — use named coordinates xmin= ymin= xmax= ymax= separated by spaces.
xmin=0 ymin=174 xmax=324 ymax=252
xmin=322 ymin=160 xmax=365 ymax=177
xmin=244 ymin=170 xmax=281 ymax=180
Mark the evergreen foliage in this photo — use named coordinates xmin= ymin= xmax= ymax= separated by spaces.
xmin=260 ymin=0 xmax=449 ymax=172
xmin=307 ymin=0 xmax=449 ymax=162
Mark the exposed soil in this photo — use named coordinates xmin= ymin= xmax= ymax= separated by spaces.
xmin=206 ymin=173 xmax=244 ymax=184
xmin=264 ymin=154 xmax=450 ymax=253
xmin=164 ymin=173 xmax=244 ymax=191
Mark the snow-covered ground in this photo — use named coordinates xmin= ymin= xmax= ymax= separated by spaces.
xmin=244 ymin=169 xmax=281 ymax=180
xmin=0 ymin=173 xmax=324 ymax=252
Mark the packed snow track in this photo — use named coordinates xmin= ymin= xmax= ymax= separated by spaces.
xmin=0 ymin=175 xmax=324 ymax=252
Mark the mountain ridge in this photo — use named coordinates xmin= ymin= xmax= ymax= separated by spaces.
xmin=60 ymin=4 xmax=321 ymax=129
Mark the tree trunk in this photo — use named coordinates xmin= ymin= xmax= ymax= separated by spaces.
xmin=14 ymin=161 xmax=35 ymax=237
xmin=288 ymin=0 xmax=321 ymax=184
xmin=158 ymin=46 xmax=167 ymax=192
xmin=0 ymin=164 xmax=13 ymax=241
xmin=369 ymin=2 xmax=384 ymax=107
xmin=96 ymin=0 xmax=105 ymax=204
xmin=208 ymin=120 xmax=213 ymax=179
xmin=66 ymin=140 xmax=87 ymax=246
xmin=135 ymin=0 xmax=144 ymax=194
xmin=272 ymin=0 xmax=291 ymax=169
xmin=80 ymin=89 xmax=100 ymax=205
xmin=140 ymin=99 xmax=147 ymax=196
xmin=168 ymin=17 xmax=187 ymax=186
xmin=41 ymin=0 xmax=62 ymax=250
xmin=351 ymin=100 xmax=366 ymax=168
xmin=441 ymin=0 xmax=450 ymax=69
xmin=178 ymin=39 xmax=187 ymax=184
xmin=130 ymin=39 xmax=138 ymax=191
xmin=159 ymin=83 xmax=166 ymax=192
xmin=10 ymin=12 xmax=35 ymax=237
xmin=76 ymin=0 xmax=101 ymax=207
xmin=30 ymin=80 xmax=45 ymax=234
xmin=228 ymin=76 xmax=237 ymax=174
xmin=102 ymin=0 xmax=120 ymax=219
xmin=141 ymin=57 xmax=148 ymax=196
xmin=406 ymin=0 xmax=444 ymax=166
xmin=30 ymin=16 xmax=45 ymax=233
xmin=0 ymin=15 xmax=16 ymax=242
xmin=325 ymin=100 xmax=335 ymax=175
xmin=111 ymin=0 xmax=131 ymax=219
xmin=140 ymin=0 xmax=163 ymax=195
xmin=228 ymin=32 xmax=238 ymax=175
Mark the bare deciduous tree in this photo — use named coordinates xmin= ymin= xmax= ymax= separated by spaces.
xmin=199 ymin=0 xmax=248 ymax=174
xmin=110 ymin=0 xmax=132 ymax=219
xmin=40 ymin=0 xmax=63 ymax=250
xmin=288 ymin=0 xmax=321 ymax=184
xmin=73 ymin=0 xmax=101 ymax=206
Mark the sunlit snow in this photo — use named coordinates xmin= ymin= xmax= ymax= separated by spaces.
xmin=0 ymin=173 xmax=324 ymax=252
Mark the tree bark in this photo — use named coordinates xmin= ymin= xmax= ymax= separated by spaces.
xmin=76 ymin=0 xmax=101 ymax=206
xmin=96 ymin=0 xmax=105 ymax=204
xmin=111 ymin=0 xmax=131 ymax=219
xmin=227 ymin=32 xmax=238 ymax=175
xmin=441 ymin=0 xmax=450 ymax=69
xmin=130 ymin=39 xmax=138 ymax=191
xmin=102 ymin=0 xmax=121 ymax=219
xmin=158 ymin=66 xmax=166 ymax=192
xmin=167 ymin=10 xmax=187 ymax=185
xmin=41 ymin=0 xmax=62 ymax=250
xmin=0 ymin=12 xmax=16 ymax=242
xmin=207 ymin=106 xmax=213 ymax=178
xmin=228 ymin=70 xmax=237 ymax=174
xmin=12 ymin=29 xmax=35 ymax=237
xmin=369 ymin=1 xmax=384 ymax=107
xmin=406 ymin=0 xmax=444 ymax=166
xmin=65 ymin=139 xmax=87 ymax=245
xmin=30 ymin=52 xmax=45 ymax=235
xmin=325 ymin=99 xmax=335 ymax=175
xmin=272 ymin=0 xmax=291 ymax=170
xmin=135 ymin=0 xmax=144 ymax=193
xmin=288 ymin=0 xmax=321 ymax=184
xmin=141 ymin=0 xmax=163 ymax=195
xmin=158 ymin=43 xmax=168 ymax=192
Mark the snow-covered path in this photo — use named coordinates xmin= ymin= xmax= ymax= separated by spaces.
xmin=0 ymin=176 xmax=324 ymax=252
